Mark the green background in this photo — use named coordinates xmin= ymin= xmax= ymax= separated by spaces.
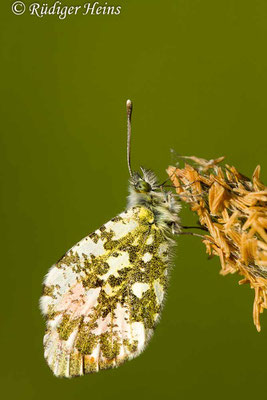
xmin=1 ymin=1 xmax=266 ymax=399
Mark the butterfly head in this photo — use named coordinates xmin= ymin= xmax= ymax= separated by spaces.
xmin=130 ymin=167 xmax=158 ymax=193
xmin=133 ymin=178 xmax=151 ymax=193
xmin=128 ymin=168 xmax=159 ymax=204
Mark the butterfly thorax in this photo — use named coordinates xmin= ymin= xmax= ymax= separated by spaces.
xmin=127 ymin=168 xmax=181 ymax=236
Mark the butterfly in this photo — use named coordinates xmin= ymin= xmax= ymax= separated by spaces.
xmin=40 ymin=100 xmax=181 ymax=377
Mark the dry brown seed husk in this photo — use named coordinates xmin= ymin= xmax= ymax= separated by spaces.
xmin=167 ymin=158 xmax=267 ymax=331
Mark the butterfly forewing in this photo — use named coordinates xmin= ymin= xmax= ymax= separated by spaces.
xmin=40 ymin=206 xmax=171 ymax=377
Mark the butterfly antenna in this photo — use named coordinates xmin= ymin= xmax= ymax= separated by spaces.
xmin=126 ymin=99 xmax=133 ymax=178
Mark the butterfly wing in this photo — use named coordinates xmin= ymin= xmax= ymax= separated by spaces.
xmin=40 ymin=206 xmax=171 ymax=377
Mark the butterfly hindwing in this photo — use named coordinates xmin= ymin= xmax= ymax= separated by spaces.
xmin=40 ymin=206 xmax=171 ymax=377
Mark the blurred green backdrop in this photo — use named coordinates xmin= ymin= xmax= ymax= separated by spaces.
xmin=1 ymin=0 xmax=266 ymax=399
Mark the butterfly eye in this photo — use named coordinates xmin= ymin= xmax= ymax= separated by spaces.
xmin=135 ymin=180 xmax=151 ymax=193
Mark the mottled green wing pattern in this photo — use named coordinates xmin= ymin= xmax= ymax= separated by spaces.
xmin=40 ymin=206 xmax=171 ymax=377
